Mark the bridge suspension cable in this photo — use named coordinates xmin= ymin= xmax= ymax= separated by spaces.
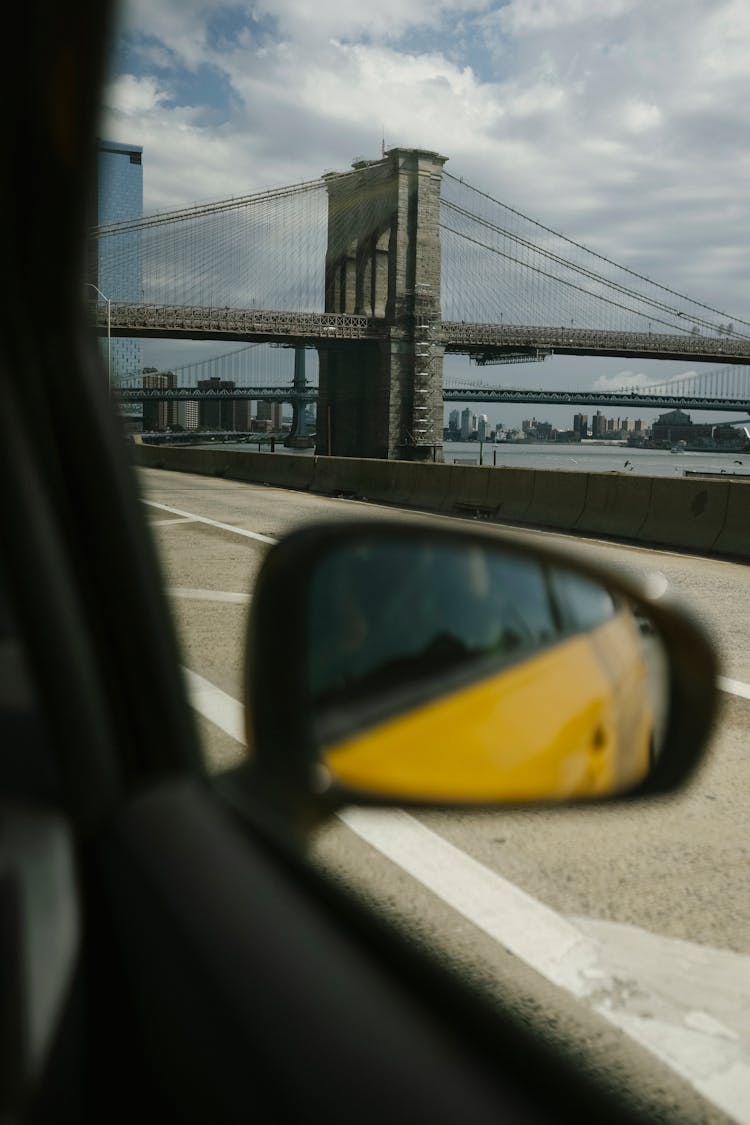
xmin=440 ymin=172 xmax=750 ymax=339
xmin=445 ymin=362 xmax=750 ymax=401
xmin=92 ymin=177 xmax=327 ymax=236
xmin=94 ymin=178 xmax=329 ymax=313
xmin=119 ymin=341 xmax=319 ymax=390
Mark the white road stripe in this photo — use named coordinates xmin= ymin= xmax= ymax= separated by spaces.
xmin=718 ymin=677 xmax=750 ymax=701
xmin=181 ymin=667 xmax=246 ymax=744
xmin=182 ymin=665 xmax=750 ymax=1123
xmin=142 ymin=499 xmax=277 ymax=544
xmin=169 ymin=587 xmax=251 ymax=604
xmin=339 ymin=806 xmax=590 ymax=990
xmin=149 ymin=516 xmax=200 ymax=526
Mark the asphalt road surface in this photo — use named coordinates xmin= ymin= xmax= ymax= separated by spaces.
xmin=137 ymin=465 xmax=750 ymax=1125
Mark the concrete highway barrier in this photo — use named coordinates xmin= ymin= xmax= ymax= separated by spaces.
xmin=407 ymin=462 xmax=455 ymax=512
xmin=131 ymin=443 xmax=749 ymax=562
xmin=387 ymin=461 xmax=421 ymax=508
xmin=485 ymin=468 xmax=535 ymax=525
xmin=574 ymin=473 xmax=653 ymax=541
xmin=441 ymin=463 xmax=492 ymax=514
xmin=327 ymin=457 xmax=400 ymax=505
xmin=310 ymin=455 xmax=365 ymax=497
xmin=636 ymin=477 xmax=730 ymax=554
xmin=523 ymin=469 xmax=589 ymax=531
xmin=244 ymin=452 xmax=315 ymax=491
xmin=705 ymin=481 xmax=750 ymax=559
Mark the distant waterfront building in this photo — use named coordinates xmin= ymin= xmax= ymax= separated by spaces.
xmin=91 ymin=140 xmax=144 ymax=396
xmin=256 ymin=400 xmax=283 ymax=431
xmin=651 ymin=409 xmax=693 ymax=444
xmin=142 ymin=371 xmax=174 ymax=431
xmin=460 ymin=408 xmax=475 ymax=440
xmin=477 ymin=414 xmax=489 ymax=441
xmin=141 ymin=370 xmax=199 ymax=432
xmin=234 ymin=400 xmax=252 ymax=431
xmin=650 ymin=408 xmax=722 ymax=447
xmin=591 ymin=411 xmax=608 ymax=437
xmin=197 ymin=378 xmax=251 ymax=430
xmin=573 ymin=413 xmax=588 ymax=439
xmin=174 ymin=400 xmax=200 ymax=431
xmin=649 ymin=410 xmax=740 ymax=447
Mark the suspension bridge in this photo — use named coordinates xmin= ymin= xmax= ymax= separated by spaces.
xmin=90 ymin=148 xmax=750 ymax=458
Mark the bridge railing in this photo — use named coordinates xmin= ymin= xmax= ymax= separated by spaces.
xmin=440 ymin=322 xmax=750 ymax=361
xmin=94 ymin=302 xmax=382 ymax=340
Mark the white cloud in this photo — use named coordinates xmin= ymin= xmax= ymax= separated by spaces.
xmin=114 ymin=0 xmax=220 ymax=68
xmin=228 ymin=41 xmax=502 ymax=153
xmin=496 ymin=0 xmax=637 ymax=35
xmin=103 ymin=74 xmax=169 ymax=116
xmin=621 ymin=100 xmax=661 ymax=134
xmin=591 ymin=369 xmax=699 ymax=391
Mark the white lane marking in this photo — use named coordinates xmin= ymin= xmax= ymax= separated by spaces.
xmin=182 ymin=665 xmax=750 ymax=1123
xmin=340 ymin=809 xmax=750 ymax=1124
xmin=169 ymin=588 xmax=251 ymax=605
xmin=340 ymin=806 xmax=589 ymax=989
xmin=149 ymin=516 xmax=200 ymax=527
xmin=573 ymin=918 xmax=750 ymax=1113
xmin=182 ymin=667 xmax=246 ymax=744
xmin=142 ymin=500 xmax=277 ymax=544
xmin=718 ymin=677 xmax=750 ymax=701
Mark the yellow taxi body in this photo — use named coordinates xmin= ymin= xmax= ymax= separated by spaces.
xmin=323 ymin=606 xmax=653 ymax=802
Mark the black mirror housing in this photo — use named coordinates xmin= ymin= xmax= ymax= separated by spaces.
xmin=244 ymin=519 xmax=719 ymax=827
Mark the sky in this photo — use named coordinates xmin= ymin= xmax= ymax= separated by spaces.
xmin=100 ymin=0 xmax=750 ymax=431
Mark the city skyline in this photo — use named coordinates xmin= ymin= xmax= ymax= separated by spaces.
xmin=447 ymin=406 xmax=651 ymax=440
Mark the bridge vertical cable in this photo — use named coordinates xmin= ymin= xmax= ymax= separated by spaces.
xmin=94 ymin=179 xmax=329 ymax=312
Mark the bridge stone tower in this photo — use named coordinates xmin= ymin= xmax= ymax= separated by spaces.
xmin=316 ymin=147 xmax=447 ymax=461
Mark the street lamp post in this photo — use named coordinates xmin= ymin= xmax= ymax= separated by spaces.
xmin=85 ymin=283 xmax=111 ymax=394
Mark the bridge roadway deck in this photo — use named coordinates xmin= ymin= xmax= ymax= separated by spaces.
xmin=93 ymin=302 xmax=750 ymax=365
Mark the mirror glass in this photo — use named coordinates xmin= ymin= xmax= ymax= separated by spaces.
xmin=305 ymin=533 xmax=669 ymax=802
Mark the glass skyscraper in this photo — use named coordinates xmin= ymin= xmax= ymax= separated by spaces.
xmin=93 ymin=139 xmax=144 ymax=392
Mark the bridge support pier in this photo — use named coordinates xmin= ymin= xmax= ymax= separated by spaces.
xmin=284 ymin=347 xmax=315 ymax=448
xmin=316 ymin=148 xmax=447 ymax=461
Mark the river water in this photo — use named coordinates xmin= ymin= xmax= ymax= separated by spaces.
xmin=441 ymin=441 xmax=749 ymax=479
xmin=207 ymin=438 xmax=749 ymax=479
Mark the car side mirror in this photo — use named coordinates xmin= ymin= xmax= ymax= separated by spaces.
xmin=242 ymin=520 xmax=719 ymax=827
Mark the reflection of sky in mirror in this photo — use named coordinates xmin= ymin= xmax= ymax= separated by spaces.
xmin=307 ymin=540 xmax=562 ymax=703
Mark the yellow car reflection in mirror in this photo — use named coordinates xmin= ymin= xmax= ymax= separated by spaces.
xmin=322 ymin=608 xmax=653 ymax=802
